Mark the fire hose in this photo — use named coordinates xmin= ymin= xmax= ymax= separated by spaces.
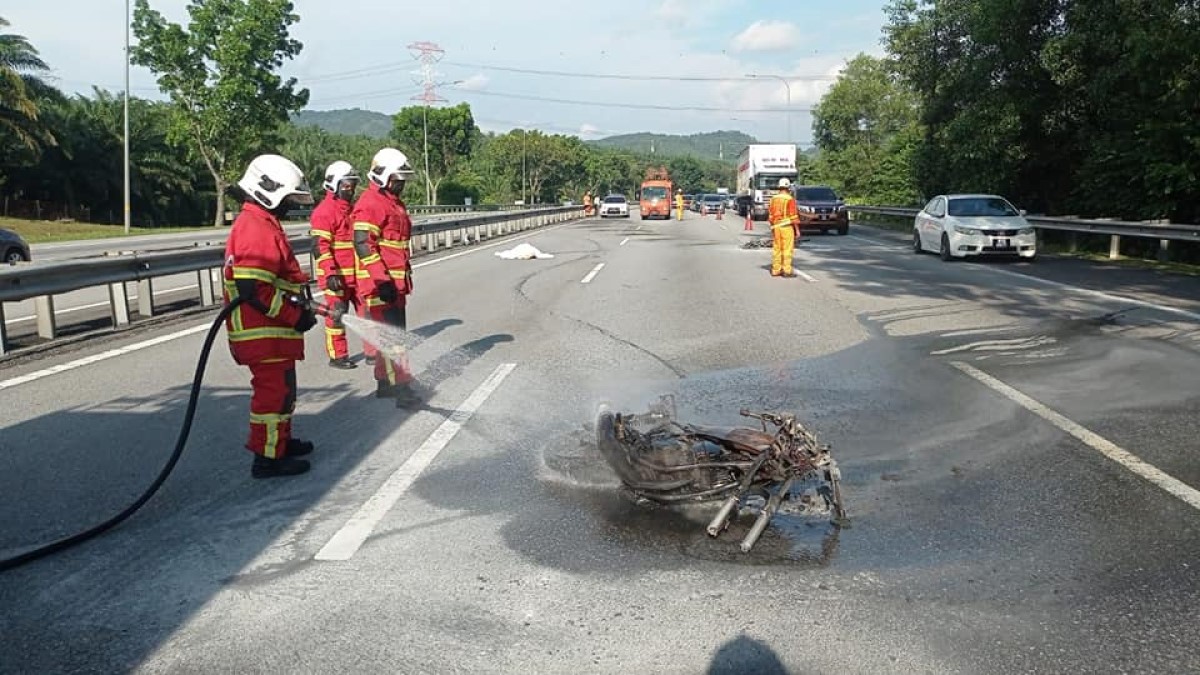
xmin=0 ymin=288 xmax=340 ymax=573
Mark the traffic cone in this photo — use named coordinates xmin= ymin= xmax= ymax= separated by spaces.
xmin=744 ymin=211 xmax=753 ymax=231
xmin=716 ymin=206 xmax=723 ymax=220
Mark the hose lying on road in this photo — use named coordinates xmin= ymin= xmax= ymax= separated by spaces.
xmin=0 ymin=298 xmax=243 ymax=573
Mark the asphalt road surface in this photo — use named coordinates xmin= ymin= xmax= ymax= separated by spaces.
xmin=1 ymin=212 xmax=1198 ymax=673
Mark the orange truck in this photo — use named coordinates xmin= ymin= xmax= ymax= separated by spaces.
xmin=638 ymin=167 xmax=673 ymax=220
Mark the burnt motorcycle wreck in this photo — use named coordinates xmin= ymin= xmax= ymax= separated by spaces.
xmin=596 ymin=396 xmax=847 ymax=552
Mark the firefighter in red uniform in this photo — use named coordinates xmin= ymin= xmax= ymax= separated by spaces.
xmin=310 ymin=160 xmax=372 ymax=369
xmin=223 ymin=154 xmax=319 ymax=478
xmin=352 ymin=147 xmax=422 ymax=407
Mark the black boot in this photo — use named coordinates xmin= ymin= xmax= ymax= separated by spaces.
xmin=392 ymin=383 xmax=424 ymax=409
xmin=329 ymin=357 xmax=357 ymax=370
xmin=251 ymin=454 xmax=310 ymax=479
xmin=375 ymin=381 xmax=396 ymax=398
xmin=286 ymin=438 xmax=314 ymax=457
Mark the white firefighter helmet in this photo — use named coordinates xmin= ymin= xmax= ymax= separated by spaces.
xmin=778 ymin=177 xmax=792 ymax=189
xmin=237 ymin=154 xmax=312 ymax=209
xmin=323 ymin=160 xmax=359 ymax=192
xmin=368 ymin=147 xmax=416 ymax=187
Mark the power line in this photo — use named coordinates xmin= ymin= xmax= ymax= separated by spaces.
xmin=310 ymin=85 xmax=812 ymax=113
xmin=441 ymin=61 xmax=837 ymax=82
xmin=456 ymin=89 xmax=811 ymax=114
xmin=296 ymin=60 xmax=837 ymax=85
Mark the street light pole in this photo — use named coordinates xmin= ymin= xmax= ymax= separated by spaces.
xmin=422 ymin=104 xmax=431 ymax=205
xmin=420 ymin=79 xmax=464 ymax=206
xmin=123 ymin=0 xmax=131 ymax=234
xmin=745 ymin=74 xmax=792 ymax=142
xmin=522 ymin=129 xmax=527 ymax=204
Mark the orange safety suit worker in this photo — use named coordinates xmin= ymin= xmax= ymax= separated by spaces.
xmin=768 ymin=183 xmax=800 ymax=277
xmin=223 ymin=197 xmax=317 ymax=475
xmin=311 ymin=180 xmax=374 ymax=367
xmin=583 ymin=192 xmax=593 ymax=216
xmin=675 ymin=190 xmax=684 ymax=220
xmin=352 ymin=178 xmax=417 ymax=400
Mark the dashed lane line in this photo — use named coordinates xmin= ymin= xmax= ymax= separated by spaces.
xmin=314 ymin=363 xmax=517 ymax=561
xmin=581 ymin=263 xmax=606 ymax=284
xmin=953 ymin=361 xmax=1200 ymax=511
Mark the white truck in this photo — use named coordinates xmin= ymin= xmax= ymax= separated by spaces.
xmin=735 ymin=144 xmax=798 ymax=221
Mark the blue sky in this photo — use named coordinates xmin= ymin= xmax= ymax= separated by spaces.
xmin=5 ymin=1 xmax=889 ymax=146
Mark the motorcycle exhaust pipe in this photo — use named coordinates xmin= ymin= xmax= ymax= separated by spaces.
xmin=740 ymin=477 xmax=793 ymax=553
xmin=706 ymin=495 xmax=740 ymax=537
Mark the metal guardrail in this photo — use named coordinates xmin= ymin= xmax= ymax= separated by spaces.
xmin=847 ymin=205 xmax=1200 ymax=259
xmin=282 ymin=202 xmax=542 ymax=220
xmin=0 ymin=204 xmax=583 ymax=356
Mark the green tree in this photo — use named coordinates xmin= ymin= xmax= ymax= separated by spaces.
xmin=391 ymin=103 xmax=477 ymax=205
xmin=666 ymin=156 xmax=705 ymax=193
xmin=131 ymin=0 xmax=309 ymax=226
xmin=0 ymin=16 xmax=57 ymax=152
xmin=811 ymin=53 xmax=922 ymax=204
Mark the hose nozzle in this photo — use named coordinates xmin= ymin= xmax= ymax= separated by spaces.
xmin=285 ymin=287 xmax=345 ymax=323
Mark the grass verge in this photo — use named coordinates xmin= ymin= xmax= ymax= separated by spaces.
xmin=0 ymin=217 xmax=216 ymax=244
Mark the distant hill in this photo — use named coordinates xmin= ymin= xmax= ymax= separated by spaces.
xmin=590 ymin=130 xmax=759 ymax=161
xmin=291 ymin=109 xmax=393 ymax=138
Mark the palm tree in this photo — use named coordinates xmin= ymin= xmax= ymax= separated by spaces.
xmin=0 ymin=16 xmax=56 ymax=151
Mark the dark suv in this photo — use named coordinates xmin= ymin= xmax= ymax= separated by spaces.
xmin=793 ymin=185 xmax=849 ymax=235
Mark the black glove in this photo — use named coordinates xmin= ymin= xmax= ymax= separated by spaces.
xmin=377 ymin=281 xmax=398 ymax=304
xmin=294 ymin=309 xmax=318 ymax=333
xmin=326 ymin=274 xmax=345 ymax=293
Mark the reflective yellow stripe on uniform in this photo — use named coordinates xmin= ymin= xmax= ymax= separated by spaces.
xmin=310 ymin=228 xmax=333 ymax=238
xmin=250 ymin=412 xmax=291 ymax=459
xmin=231 ymin=266 xmax=278 ymax=284
xmin=358 ymin=253 xmax=382 ymax=265
xmin=266 ymin=287 xmax=285 ymax=318
xmin=354 ymin=221 xmax=381 ymax=235
xmin=379 ymin=240 xmax=409 ymax=250
xmin=387 ymin=270 xmax=407 ymax=280
xmin=228 ymin=327 xmax=304 ymax=342
xmin=332 ymin=241 xmax=355 ymax=250
xmin=315 ymin=253 xmax=334 ymax=263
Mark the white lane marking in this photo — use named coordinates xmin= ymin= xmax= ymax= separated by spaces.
xmin=796 ymin=270 xmax=816 ymax=282
xmin=0 ymin=220 xmax=578 ymax=390
xmin=719 ymin=224 xmax=728 ymax=231
xmin=983 ymin=267 xmax=1200 ymax=323
xmin=635 ymin=225 xmax=642 ymax=231
xmin=619 ymin=237 xmax=629 ymax=247
xmin=953 ymin=361 xmax=1200 ymax=511
xmin=580 ymin=263 xmax=605 ymax=284
xmin=931 ymin=335 xmax=1055 ymax=355
xmin=939 ymin=326 xmax=1021 ymax=338
xmin=5 ymin=285 xmax=197 ymax=325
xmin=850 ymin=231 xmax=1200 ymax=322
xmin=0 ymin=323 xmax=211 ymax=391
xmin=314 ymin=363 xmax=517 ymax=561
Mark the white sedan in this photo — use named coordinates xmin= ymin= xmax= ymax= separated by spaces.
xmin=600 ymin=194 xmax=630 ymax=218
xmin=913 ymin=194 xmax=1037 ymax=261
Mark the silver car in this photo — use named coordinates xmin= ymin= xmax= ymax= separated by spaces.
xmin=1 ymin=228 xmax=31 ymax=264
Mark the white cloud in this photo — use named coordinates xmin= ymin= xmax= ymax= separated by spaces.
xmin=456 ymin=73 xmax=489 ymax=91
xmin=730 ymin=20 xmax=800 ymax=53
xmin=655 ymin=0 xmax=688 ymax=22
xmin=579 ymin=123 xmax=602 ymax=138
